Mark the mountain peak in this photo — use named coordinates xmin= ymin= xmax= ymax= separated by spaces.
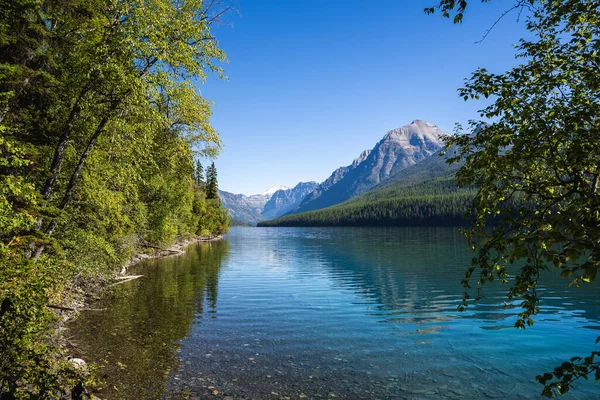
xmin=411 ymin=119 xmax=435 ymax=126
xmin=220 ymin=182 xmax=319 ymax=225
xmin=382 ymin=120 xmax=446 ymax=145
xmin=262 ymin=186 xmax=290 ymax=196
xmin=288 ymin=120 xmax=449 ymax=215
xmin=293 ymin=181 xmax=318 ymax=190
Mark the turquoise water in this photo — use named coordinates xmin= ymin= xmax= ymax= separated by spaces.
xmin=70 ymin=227 xmax=600 ymax=399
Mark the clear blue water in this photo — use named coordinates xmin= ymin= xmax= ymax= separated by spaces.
xmin=70 ymin=227 xmax=600 ymax=399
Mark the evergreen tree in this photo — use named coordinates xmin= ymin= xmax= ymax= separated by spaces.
xmin=206 ymin=162 xmax=219 ymax=199
xmin=195 ymin=160 xmax=205 ymax=189
xmin=204 ymin=163 xmax=212 ymax=194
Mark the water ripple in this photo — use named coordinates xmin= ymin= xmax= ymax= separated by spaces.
xmin=69 ymin=227 xmax=600 ymax=399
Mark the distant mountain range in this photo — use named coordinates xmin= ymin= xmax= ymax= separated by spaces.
xmin=258 ymin=148 xmax=473 ymax=227
xmin=221 ymin=120 xmax=459 ymax=226
xmin=261 ymin=182 xmax=318 ymax=220
xmin=219 ymin=182 xmax=318 ymax=225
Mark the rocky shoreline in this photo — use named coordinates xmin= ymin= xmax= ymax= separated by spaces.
xmin=50 ymin=234 xmax=225 ymax=396
xmin=53 ymin=234 xmax=224 ymax=319
xmin=119 ymin=234 xmax=224 ymax=274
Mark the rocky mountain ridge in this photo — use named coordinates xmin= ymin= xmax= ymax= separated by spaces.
xmin=262 ymin=182 xmax=319 ymax=220
xmin=219 ymin=182 xmax=318 ymax=225
xmin=288 ymin=120 xmax=447 ymax=214
xmin=220 ymin=120 xmax=448 ymax=224
xmin=294 ymin=149 xmax=372 ymax=212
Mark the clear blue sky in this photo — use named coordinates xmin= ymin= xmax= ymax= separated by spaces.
xmin=200 ymin=0 xmax=530 ymax=195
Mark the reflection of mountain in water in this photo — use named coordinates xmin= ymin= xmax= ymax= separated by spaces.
xmin=288 ymin=227 xmax=469 ymax=326
xmin=68 ymin=241 xmax=229 ymax=399
xmin=273 ymin=227 xmax=600 ymax=328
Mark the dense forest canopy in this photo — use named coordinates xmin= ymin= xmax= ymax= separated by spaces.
xmin=258 ymin=153 xmax=473 ymax=228
xmin=0 ymin=0 xmax=229 ymax=396
xmin=258 ymin=174 xmax=476 ymax=227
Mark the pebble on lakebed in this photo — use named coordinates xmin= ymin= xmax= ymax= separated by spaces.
xmin=68 ymin=357 xmax=87 ymax=371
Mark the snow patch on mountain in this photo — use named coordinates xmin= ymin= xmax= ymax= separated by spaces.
xmin=262 ymin=186 xmax=290 ymax=197
xmin=219 ymin=182 xmax=317 ymax=225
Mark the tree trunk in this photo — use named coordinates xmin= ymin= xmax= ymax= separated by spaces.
xmin=35 ymin=88 xmax=89 ymax=231
xmin=32 ymin=114 xmax=109 ymax=260
xmin=41 ymin=102 xmax=81 ymax=201
xmin=31 ymin=58 xmax=156 ymax=260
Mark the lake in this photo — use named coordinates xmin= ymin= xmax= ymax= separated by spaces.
xmin=69 ymin=227 xmax=600 ymax=399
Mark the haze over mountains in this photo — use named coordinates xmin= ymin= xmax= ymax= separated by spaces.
xmin=219 ymin=182 xmax=318 ymax=225
xmin=220 ymin=120 xmax=449 ymax=225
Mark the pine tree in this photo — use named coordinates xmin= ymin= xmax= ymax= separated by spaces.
xmin=205 ymin=163 xmax=212 ymax=192
xmin=206 ymin=162 xmax=219 ymax=199
xmin=195 ymin=160 xmax=205 ymax=189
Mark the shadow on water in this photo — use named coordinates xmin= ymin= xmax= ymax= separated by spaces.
xmin=68 ymin=240 xmax=229 ymax=399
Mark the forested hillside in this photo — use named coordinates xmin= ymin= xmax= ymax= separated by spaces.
xmin=0 ymin=0 xmax=229 ymax=396
xmin=288 ymin=120 xmax=447 ymax=215
xmin=259 ymin=153 xmax=474 ymax=227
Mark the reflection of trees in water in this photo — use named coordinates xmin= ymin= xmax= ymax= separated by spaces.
xmin=69 ymin=240 xmax=229 ymax=400
xmin=191 ymin=242 xmax=227 ymax=314
xmin=292 ymin=227 xmax=600 ymax=327
xmin=292 ymin=227 xmax=467 ymax=324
